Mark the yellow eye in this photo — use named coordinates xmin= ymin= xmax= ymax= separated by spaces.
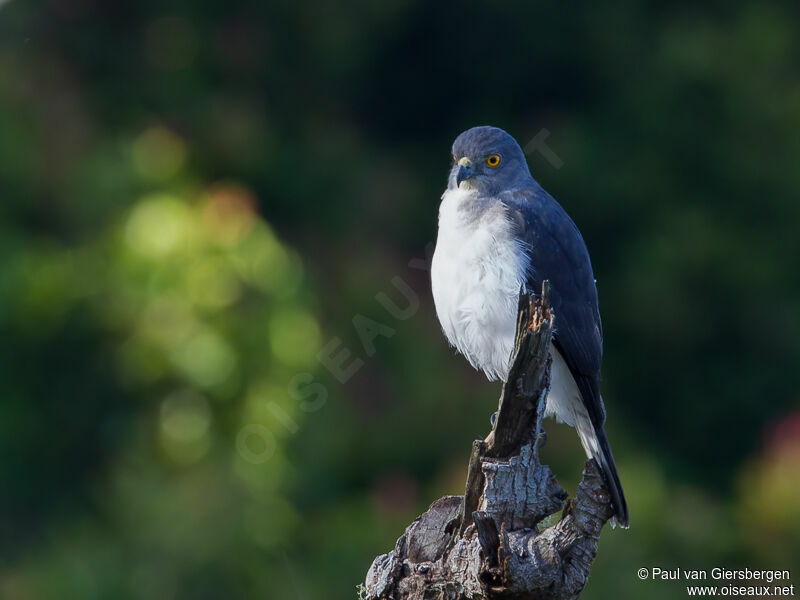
xmin=486 ymin=154 xmax=501 ymax=167
xmin=452 ymin=155 xmax=457 ymax=162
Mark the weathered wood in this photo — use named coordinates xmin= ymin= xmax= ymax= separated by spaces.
xmin=364 ymin=282 xmax=614 ymax=600
xmin=459 ymin=440 xmax=487 ymax=535
xmin=472 ymin=511 xmax=500 ymax=568
xmin=488 ymin=281 xmax=553 ymax=459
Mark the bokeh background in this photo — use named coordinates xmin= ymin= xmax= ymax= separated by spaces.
xmin=1 ymin=1 xmax=799 ymax=598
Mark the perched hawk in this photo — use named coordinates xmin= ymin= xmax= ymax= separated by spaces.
xmin=431 ymin=126 xmax=629 ymax=528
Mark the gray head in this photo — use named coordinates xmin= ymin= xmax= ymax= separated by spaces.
xmin=448 ymin=126 xmax=533 ymax=195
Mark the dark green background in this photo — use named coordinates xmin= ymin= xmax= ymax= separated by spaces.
xmin=1 ymin=1 xmax=799 ymax=598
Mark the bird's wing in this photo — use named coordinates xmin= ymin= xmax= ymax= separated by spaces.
xmin=500 ymin=187 xmax=630 ymax=527
xmin=499 ymin=186 xmax=605 ymax=422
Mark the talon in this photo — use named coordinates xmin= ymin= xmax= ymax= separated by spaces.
xmin=489 ymin=411 xmax=497 ymax=428
xmin=538 ymin=428 xmax=548 ymax=448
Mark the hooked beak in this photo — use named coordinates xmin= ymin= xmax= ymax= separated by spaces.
xmin=455 ymin=157 xmax=474 ymax=187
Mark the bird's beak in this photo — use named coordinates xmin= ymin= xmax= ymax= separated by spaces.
xmin=455 ymin=157 xmax=474 ymax=187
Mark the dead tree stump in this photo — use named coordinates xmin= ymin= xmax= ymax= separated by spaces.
xmin=364 ymin=282 xmax=614 ymax=600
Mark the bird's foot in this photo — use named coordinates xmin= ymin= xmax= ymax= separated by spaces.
xmin=537 ymin=428 xmax=548 ymax=449
xmin=489 ymin=411 xmax=497 ymax=428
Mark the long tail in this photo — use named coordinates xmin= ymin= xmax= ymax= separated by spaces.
xmin=574 ymin=410 xmax=629 ymax=528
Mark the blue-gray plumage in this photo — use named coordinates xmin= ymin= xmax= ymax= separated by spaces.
xmin=431 ymin=126 xmax=629 ymax=528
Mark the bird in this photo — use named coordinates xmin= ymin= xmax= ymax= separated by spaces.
xmin=430 ymin=125 xmax=629 ymax=528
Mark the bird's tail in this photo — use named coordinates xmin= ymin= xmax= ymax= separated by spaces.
xmin=574 ymin=411 xmax=629 ymax=528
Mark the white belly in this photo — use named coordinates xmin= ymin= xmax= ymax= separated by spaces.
xmin=431 ymin=188 xmax=529 ymax=381
xmin=431 ymin=188 xmax=585 ymax=427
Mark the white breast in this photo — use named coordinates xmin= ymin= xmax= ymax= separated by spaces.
xmin=431 ymin=188 xmax=530 ymax=381
xmin=431 ymin=187 xmax=590 ymax=436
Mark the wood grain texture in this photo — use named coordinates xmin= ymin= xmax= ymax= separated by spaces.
xmin=364 ymin=283 xmax=614 ymax=600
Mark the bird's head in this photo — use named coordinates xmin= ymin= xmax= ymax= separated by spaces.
xmin=448 ymin=126 xmax=533 ymax=195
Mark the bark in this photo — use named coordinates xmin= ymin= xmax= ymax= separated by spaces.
xmin=364 ymin=282 xmax=614 ymax=600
